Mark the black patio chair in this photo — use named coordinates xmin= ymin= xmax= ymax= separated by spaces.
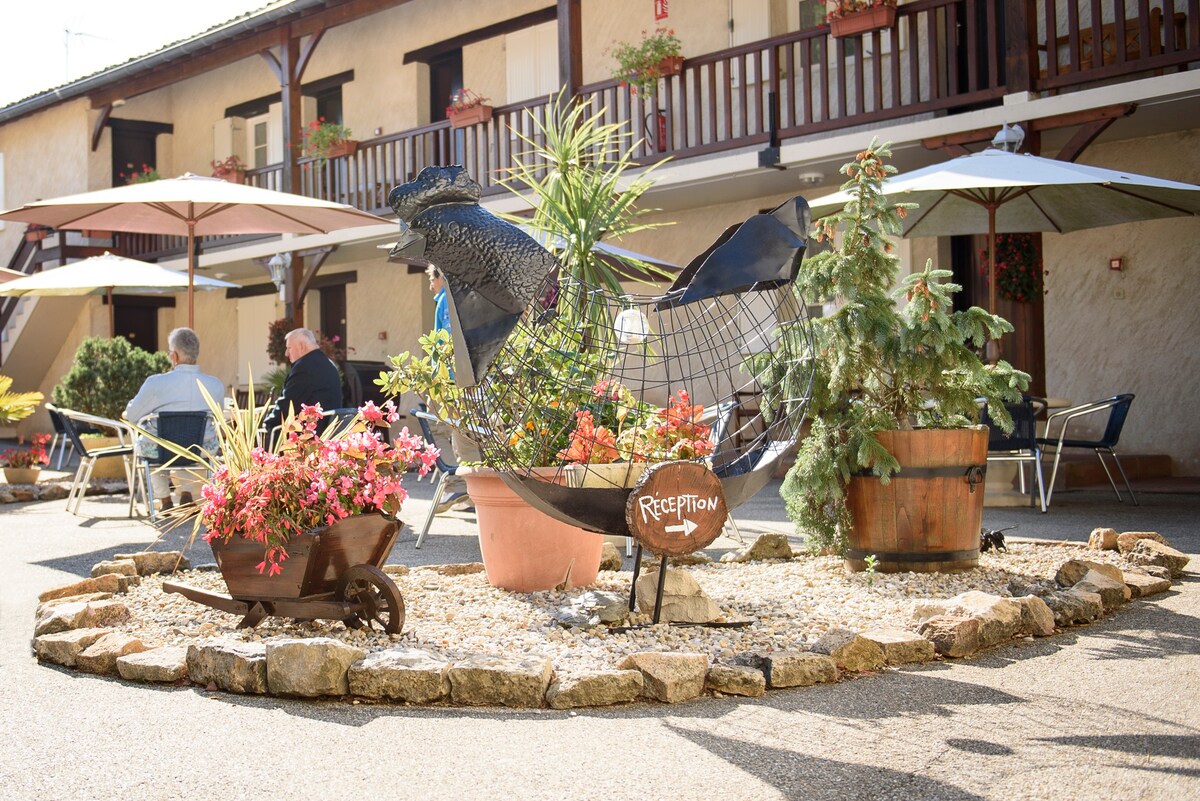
xmin=1037 ymin=394 xmax=1137 ymax=506
xmin=58 ymin=408 xmax=138 ymax=516
xmin=132 ymin=411 xmax=212 ymax=522
xmin=981 ymin=396 xmax=1047 ymax=512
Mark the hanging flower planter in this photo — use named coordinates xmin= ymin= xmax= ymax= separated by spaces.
xmin=325 ymin=139 xmax=359 ymax=159
xmin=657 ymin=55 xmax=684 ymax=78
xmin=829 ymin=5 xmax=897 ymax=38
xmin=446 ymin=89 xmax=493 ymax=129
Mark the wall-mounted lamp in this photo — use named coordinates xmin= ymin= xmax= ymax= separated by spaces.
xmin=268 ymin=252 xmax=292 ymax=300
xmin=991 ymin=122 xmax=1025 ymax=153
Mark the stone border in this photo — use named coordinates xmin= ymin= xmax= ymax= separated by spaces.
xmin=30 ymin=530 xmax=1190 ymax=709
xmin=1 ymin=478 xmax=126 ymax=505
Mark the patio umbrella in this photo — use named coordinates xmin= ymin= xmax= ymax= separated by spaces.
xmin=0 ymin=173 xmax=384 ymax=327
xmin=0 ymin=252 xmax=238 ymax=336
xmin=805 ymin=148 xmax=1200 ymax=314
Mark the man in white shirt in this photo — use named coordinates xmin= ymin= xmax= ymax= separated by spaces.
xmin=124 ymin=327 xmax=223 ymax=510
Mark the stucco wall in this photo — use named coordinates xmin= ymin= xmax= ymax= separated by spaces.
xmin=1043 ymin=128 xmax=1200 ymax=476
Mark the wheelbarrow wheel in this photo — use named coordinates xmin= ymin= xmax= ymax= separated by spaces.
xmin=338 ymin=565 xmax=405 ymax=635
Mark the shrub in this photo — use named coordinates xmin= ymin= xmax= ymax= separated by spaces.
xmin=51 ymin=337 xmax=171 ymax=420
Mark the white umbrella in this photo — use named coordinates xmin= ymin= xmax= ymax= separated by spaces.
xmin=806 ymin=148 xmax=1200 ymax=313
xmin=0 ymin=252 xmax=237 ymax=336
xmin=0 ymin=173 xmax=384 ymax=326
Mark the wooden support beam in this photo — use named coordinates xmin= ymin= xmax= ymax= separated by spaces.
xmin=557 ymin=0 xmax=582 ymax=96
xmin=91 ymin=104 xmax=113 ymax=152
xmin=1054 ymin=117 xmax=1118 ymax=162
xmin=921 ymin=104 xmax=1137 ymax=152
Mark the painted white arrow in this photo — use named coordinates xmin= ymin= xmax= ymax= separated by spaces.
xmin=664 ymin=519 xmax=698 ymax=537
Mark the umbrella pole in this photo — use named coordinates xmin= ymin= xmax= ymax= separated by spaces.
xmin=986 ymin=204 xmax=999 ymax=363
xmin=107 ymin=287 xmax=114 ymax=337
xmin=187 ymin=222 xmax=196 ymax=328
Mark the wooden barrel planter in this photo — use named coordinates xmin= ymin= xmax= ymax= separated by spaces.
xmin=845 ymin=427 xmax=988 ymax=574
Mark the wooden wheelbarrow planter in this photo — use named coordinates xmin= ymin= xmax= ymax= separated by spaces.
xmin=164 ymin=514 xmax=406 ymax=634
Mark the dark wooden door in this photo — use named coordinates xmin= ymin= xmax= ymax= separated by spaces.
xmin=113 ymin=301 xmax=160 ymax=351
xmin=109 ymin=120 xmax=171 ymax=187
xmin=319 ymin=284 xmax=347 ymax=350
xmin=429 ymin=51 xmax=463 ymax=122
xmin=950 ymin=233 xmax=1046 ymax=397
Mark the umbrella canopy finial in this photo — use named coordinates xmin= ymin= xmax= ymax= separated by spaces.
xmin=992 ymin=123 xmax=1025 ymax=153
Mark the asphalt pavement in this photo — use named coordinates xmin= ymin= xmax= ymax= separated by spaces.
xmin=1 ymin=479 xmax=1196 ymax=801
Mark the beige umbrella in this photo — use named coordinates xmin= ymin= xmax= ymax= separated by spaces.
xmin=0 ymin=173 xmax=384 ymax=326
xmin=806 ymin=148 xmax=1200 ymax=315
xmin=0 ymin=252 xmax=238 ymax=336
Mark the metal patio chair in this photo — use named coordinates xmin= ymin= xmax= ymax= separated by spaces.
xmin=981 ymin=396 xmax=1047 ymax=513
xmin=131 ymin=411 xmax=213 ymax=522
xmin=1037 ymin=394 xmax=1138 ymax=506
xmin=58 ymin=408 xmax=139 ymax=516
xmin=411 ymin=405 xmax=470 ymax=549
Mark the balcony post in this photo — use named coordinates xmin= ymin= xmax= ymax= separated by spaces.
xmin=279 ymin=30 xmax=302 ymax=194
xmin=1005 ymin=0 xmax=1038 ymax=95
xmin=557 ymin=0 xmax=582 ymax=96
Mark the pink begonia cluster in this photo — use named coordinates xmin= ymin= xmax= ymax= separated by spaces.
xmin=201 ymin=400 xmax=438 ymax=575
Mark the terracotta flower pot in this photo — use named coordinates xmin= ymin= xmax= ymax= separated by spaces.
xmin=657 ymin=55 xmax=684 ymax=77
xmin=459 ymin=466 xmax=603 ymax=593
xmin=829 ymin=6 xmax=897 ymax=38
xmin=3 ymin=467 xmax=41 ymax=484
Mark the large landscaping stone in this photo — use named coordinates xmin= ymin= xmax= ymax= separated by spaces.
xmin=861 ymin=627 xmax=937 ymax=664
xmin=348 ymin=648 xmax=450 ymax=704
xmin=266 ymin=638 xmax=365 ymax=697
xmin=734 ymin=651 xmax=838 ymax=688
xmin=1043 ymin=589 xmax=1104 ymax=627
xmin=117 ymin=647 xmax=189 ymax=683
xmin=1127 ymin=539 xmax=1190 ymax=578
xmin=33 ymin=628 xmax=113 ymax=667
xmin=1072 ymin=569 xmax=1131 ymax=611
xmin=634 ymin=569 xmax=720 ymax=624
xmin=1012 ymin=596 xmax=1056 ymax=636
xmin=917 ymin=616 xmax=980 ymax=658
xmin=91 ymin=560 xmax=138 ymax=578
xmin=720 ymin=533 xmax=794 ymax=563
xmin=1116 ymin=531 xmax=1167 ymax=554
xmin=705 ymin=664 xmax=766 ymax=697
xmin=1055 ymin=559 xmax=1125 ymax=588
xmin=36 ymin=593 xmax=113 ymax=612
xmin=1087 ymin=528 xmax=1118 ymax=551
xmin=38 ymin=574 xmax=128 ymax=603
xmin=34 ymin=599 xmax=129 ymax=636
xmin=1121 ymin=570 xmax=1172 ymax=598
xmin=115 ymin=551 xmax=189 ymax=576
xmin=913 ymin=591 xmax=1023 ymax=648
xmin=546 ymin=670 xmax=644 ymax=709
xmin=811 ymin=629 xmax=886 ymax=671
xmin=618 ymin=652 xmax=708 ymax=703
xmin=75 ymin=633 xmax=149 ymax=675
xmin=598 ymin=542 xmax=624 ymax=571
xmin=448 ymin=654 xmax=554 ymax=708
xmin=186 ymin=640 xmax=268 ymax=694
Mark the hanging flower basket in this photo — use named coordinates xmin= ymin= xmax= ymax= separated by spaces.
xmin=829 ymin=6 xmax=897 ymax=38
xmin=657 ymin=55 xmax=684 ymax=78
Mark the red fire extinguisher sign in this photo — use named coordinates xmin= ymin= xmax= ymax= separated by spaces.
xmin=655 ymin=0 xmax=669 ymax=21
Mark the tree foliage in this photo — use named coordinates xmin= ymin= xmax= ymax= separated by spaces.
xmin=51 ymin=336 xmax=171 ymax=421
xmin=782 ymin=141 xmax=1029 ymax=553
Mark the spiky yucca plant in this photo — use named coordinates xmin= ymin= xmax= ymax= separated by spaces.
xmin=783 ymin=141 xmax=1030 ymax=553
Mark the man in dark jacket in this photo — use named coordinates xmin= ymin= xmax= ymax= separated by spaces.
xmin=261 ymin=327 xmax=343 ymax=439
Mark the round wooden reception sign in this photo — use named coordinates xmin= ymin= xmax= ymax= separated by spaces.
xmin=625 ymin=462 xmax=728 ymax=557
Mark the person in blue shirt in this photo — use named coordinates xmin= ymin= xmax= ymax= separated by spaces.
xmin=428 ymin=265 xmax=451 ymax=335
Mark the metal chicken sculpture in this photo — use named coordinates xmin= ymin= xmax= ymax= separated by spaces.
xmin=390 ymin=166 xmax=815 ymax=549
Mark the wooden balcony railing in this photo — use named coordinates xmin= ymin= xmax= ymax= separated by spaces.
xmin=116 ymin=0 xmax=1197 ymax=266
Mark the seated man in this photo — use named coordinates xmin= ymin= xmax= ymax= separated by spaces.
xmin=124 ymin=327 xmax=224 ymax=510
xmin=260 ymin=327 xmax=343 ymax=441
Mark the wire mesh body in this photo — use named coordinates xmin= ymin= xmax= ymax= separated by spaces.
xmin=455 ymin=272 xmax=816 ymax=535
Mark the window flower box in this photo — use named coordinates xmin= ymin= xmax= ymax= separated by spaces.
xmin=829 ymin=5 xmax=897 ymax=38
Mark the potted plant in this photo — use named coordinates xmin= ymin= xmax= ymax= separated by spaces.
xmin=301 ymin=117 xmax=356 ymax=165
xmin=52 ymin=336 xmax=170 ymax=479
xmin=210 ymin=155 xmax=248 ymax=184
xmin=777 ymin=140 xmax=1028 ymax=573
xmin=984 ymin=233 xmax=1044 ymax=303
xmin=2 ymin=433 xmax=50 ymax=484
xmin=445 ymin=89 xmax=493 ymax=129
xmin=606 ymin=27 xmax=684 ymax=93
xmin=826 ymin=0 xmax=898 ymax=38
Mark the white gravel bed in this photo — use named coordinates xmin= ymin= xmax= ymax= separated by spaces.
xmin=113 ymin=542 xmax=1135 ymax=676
